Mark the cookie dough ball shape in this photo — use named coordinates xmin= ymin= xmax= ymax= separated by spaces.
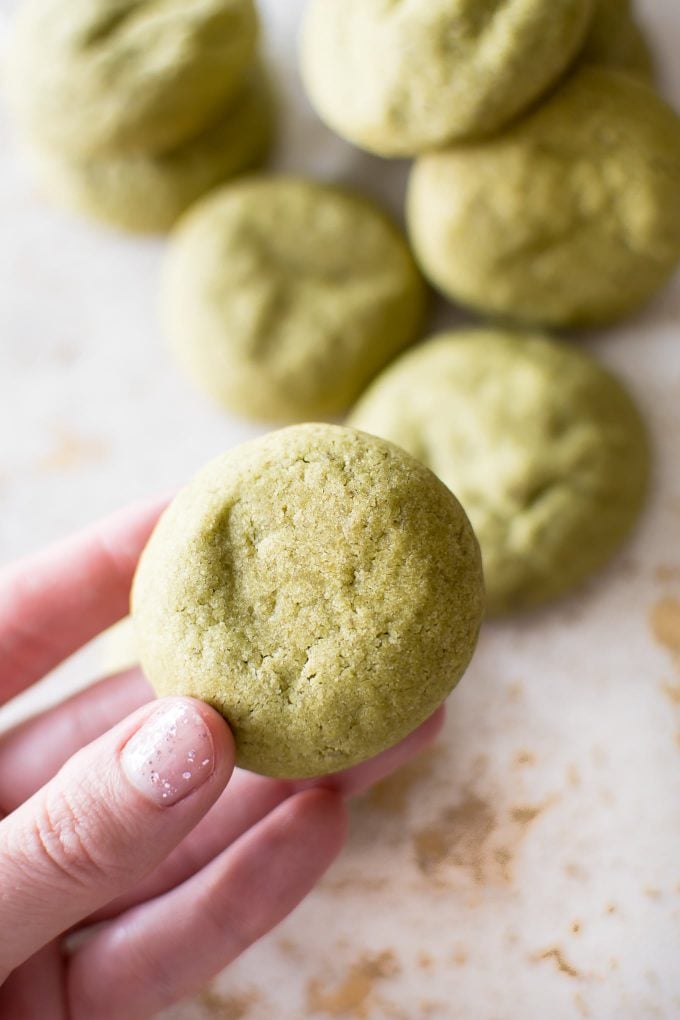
xmin=580 ymin=0 xmax=655 ymax=81
xmin=5 ymin=0 xmax=259 ymax=157
xmin=132 ymin=424 xmax=484 ymax=778
xmin=407 ymin=68 xmax=680 ymax=327
xmin=27 ymin=70 xmax=274 ymax=234
xmin=349 ymin=330 xmax=650 ymax=615
xmin=162 ymin=178 xmax=426 ymax=421
xmin=301 ymin=0 xmax=595 ymax=157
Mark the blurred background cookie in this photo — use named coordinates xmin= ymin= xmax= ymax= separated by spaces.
xmin=580 ymin=0 xmax=655 ymax=81
xmin=5 ymin=0 xmax=260 ymax=158
xmin=349 ymin=329 xmax=650 ymax=615
xmin=25 ymin=68 xmax=275 ymax=234
xmin=407 ymin=67 xmax=680 ymax=326
xmin=300 ymin=0 xmax=595 ymax=156
xmin=162 ymin=177 xmax=426 ymax=420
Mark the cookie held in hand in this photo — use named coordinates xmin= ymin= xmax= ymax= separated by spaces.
xmin=132 ymin=425 xmax=484 ymax=778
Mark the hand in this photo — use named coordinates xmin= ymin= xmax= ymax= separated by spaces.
xmin=0 ymin=500 xmax=444 ymax=1020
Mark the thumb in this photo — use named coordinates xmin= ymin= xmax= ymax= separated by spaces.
xmin=0 ymin=697 xmax=234 ymax=979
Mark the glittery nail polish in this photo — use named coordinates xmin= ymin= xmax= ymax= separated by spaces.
xmin=121 ymin=701 xmax=215 ymax=807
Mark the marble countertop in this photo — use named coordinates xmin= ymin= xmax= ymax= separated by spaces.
xmin=0 ymin=2 xmax=679 ymax=1018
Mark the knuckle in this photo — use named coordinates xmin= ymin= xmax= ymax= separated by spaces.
xmin=29 ymin=786 xmax=111 ymax=887
xmin=198 ymin=882 xmax=258 ymax=959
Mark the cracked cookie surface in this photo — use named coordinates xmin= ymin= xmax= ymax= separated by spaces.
xmin=349 ymin=330 xmax=650 ymax=614
xmin=132 ymin=424 xmax=484 ymax=777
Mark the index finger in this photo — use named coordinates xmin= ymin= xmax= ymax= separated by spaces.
xmin=0 ymin=497 xmax=167 ymax=704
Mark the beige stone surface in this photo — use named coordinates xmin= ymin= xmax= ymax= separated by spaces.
xmin=0 ymin=2 xmax=678 ymax=1017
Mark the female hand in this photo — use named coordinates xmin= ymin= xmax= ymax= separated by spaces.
xmin=0 ymin=500 xmax=443 ymax=1020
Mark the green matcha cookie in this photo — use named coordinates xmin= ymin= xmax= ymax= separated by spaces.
xmin=26 ymin=71 xmax=274 ymax=234
xmin=580 ymin=0 xmax=655 ymax=81
xmin=132 ymin=424 xmax=484 ymax=778
xmin=300 ymin=0 xmax=594 ymax=157
xmin=6 ymin=0 xmax=259 ymax=157
xmin=162 ymin=177 xmax=426 ymax=421
xmin=408 ymin=68 xmax=680 ymax=327
xmin=349 ymin=330 xmax=650 ymax=615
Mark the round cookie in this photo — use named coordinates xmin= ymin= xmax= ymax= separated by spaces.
xmin=407 ymin=67 xmax=680 ymax=327
xmin=162 ymin=177 xmax=427 ymax=421
xmin=5 ymin=0 xmax=259 ymax=157
xmin=26 ymin=71 xmax=274 ymax=234
xmin=349 ymin=330 xmax=650 ymax=615
xmin=300 ymin=0 xmax=595 ymax=157
xmin=580 ymin=0 xmax=655 ymax=82
xmin=132 ymin=424 xmax=484 ymax=778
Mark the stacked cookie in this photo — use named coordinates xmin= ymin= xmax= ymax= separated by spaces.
xmin=5 ymin=0 xmax=274 ymax=233
xmin=303 ymin=0 xmax=680 ymax=328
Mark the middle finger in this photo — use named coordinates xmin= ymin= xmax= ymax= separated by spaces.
xmin=87 ymin=708 xmax=445 ymax=923
xmin=0 ymin=668 xmax=152 ymax=810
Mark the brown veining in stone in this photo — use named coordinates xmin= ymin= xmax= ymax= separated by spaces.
xmin=574 ymin=992 xmax=591 ymax=1017
xmin=307 ymin=951 xmax=399 ymax=1019
xmin=655 ymin=565 xmax=680 ymax=583
xmin=417 ymin=951 xmax=434 ymax=971
xmin=494 ymin=846 xmax=513 ymax=882
xmin=662 ymin=681 xmax=680 ymax=705
xmin=197 ymin=989 xmax=259 ymax=1019
xmin=277 ymin=938 xmax=305 ymax=961
xmin=413 ymin=792 xmax=551 ymax=885
xmin=39 ymin=424 xmax=108 ymax=472
xmin=534 ymin=947 xmax=581 ymax=979
xmin=322 ymin=874 xmax=391 ymax=896
xmin=650 ymin=598 xmax=680 ymax=669
xmin=413 ymin=794 xmax=496 ymax=883
xmin=510 ymin=803 xmax=547 ymax=827
xmin=365 ymin=747 xmax=443 ymax=815
xmin=513 ymin=750 xmax=536 ymax=767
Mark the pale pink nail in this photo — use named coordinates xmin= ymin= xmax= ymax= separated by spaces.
xmin=122 ymin=701 xmax=215 ymax=808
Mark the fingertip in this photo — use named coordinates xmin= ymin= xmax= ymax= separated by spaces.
xmin=179 ymin=698 xmax=237 ymax=784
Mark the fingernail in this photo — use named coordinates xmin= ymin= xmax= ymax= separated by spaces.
xmin=122 ymin=701 xmax=215 ymax=808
